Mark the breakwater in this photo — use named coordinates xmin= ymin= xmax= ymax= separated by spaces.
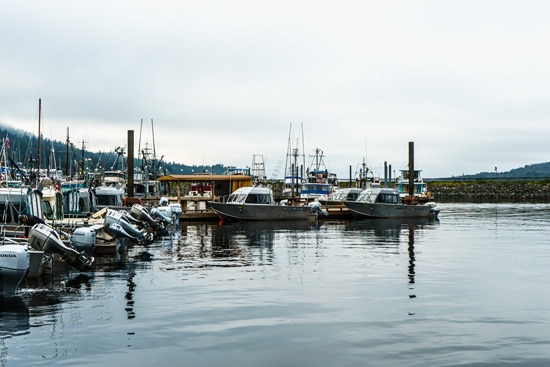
xmin=426 ymin=180 xmax=550 ymax=203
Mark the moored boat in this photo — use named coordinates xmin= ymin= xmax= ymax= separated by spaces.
xmin=345 ymin=187 xmax=439 ymax=219
xmin=208 ymin=186 xmax=326 ymax=222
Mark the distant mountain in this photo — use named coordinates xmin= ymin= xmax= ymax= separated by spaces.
xmin=453 ymin=162 xmax=550 ymax=179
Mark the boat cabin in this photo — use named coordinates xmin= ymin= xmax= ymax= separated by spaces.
xmin=300 ymin=182 xmax=332 ymax=200
xmin=225 ymin=186 xmax=275 ymax=205
xmin=93 ymin=186 xmax=125 ymax=208
xmin=357 ymin=188 xmax=400 ymax=204
xmin=396 ymin=169 xmax=427 ymax=196
xmin=330 ymin=187 xmax=364 ymax=202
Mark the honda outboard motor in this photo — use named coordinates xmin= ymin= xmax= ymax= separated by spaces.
xmin=0 ymin=245 xmax=29 ymax=294
xmin=28 ymin=224 xmax=94 ymax=271
xmin=103 ymin=209 xmax=153 ymax=245
xmin=129 ymin=204 xmax=161 ymax=230
xmin=71 ymin=227 xmax=97 ymax=256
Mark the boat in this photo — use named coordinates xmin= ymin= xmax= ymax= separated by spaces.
xmin=395 ymin=168 xmax=434 ymax=202
xmin=93 ymin=185 xmax=125 ymax=209
xmin=300 ymin=148 xmax=339 ymax=201
xmin=208 ymin=186 xmax=326 ymax=222
xmin=345 ymin=187 xmax=440 ymax=219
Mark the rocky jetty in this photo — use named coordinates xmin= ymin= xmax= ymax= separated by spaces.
xmin=427 ymin=180 xmax=550 ymax=203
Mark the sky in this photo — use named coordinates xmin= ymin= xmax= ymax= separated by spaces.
xmin=1 ymin=0 xmax=549 ymax=179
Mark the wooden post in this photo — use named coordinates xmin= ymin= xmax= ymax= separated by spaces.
xmin=408 ymin=142 xmax=414 ymax=197
xmin=127 ymin=130 xmax=134 ymax=198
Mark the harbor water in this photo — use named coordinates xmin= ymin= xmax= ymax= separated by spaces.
xmin=2 ymin=203 xmax=550 ymax=366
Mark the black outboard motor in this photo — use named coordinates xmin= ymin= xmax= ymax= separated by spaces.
xmin=103 ymin=209 xmax=154 ymax=245
xmin=28 ymin=224 xmax=94 ymax=271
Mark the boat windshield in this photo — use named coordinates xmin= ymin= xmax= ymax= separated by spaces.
xmin=375 ymin=192 xmax=399 ymax=204
xmin=227 ymin=193 xmax=247 ymax=203
xmin=244 ymin=193 xmax=272 ymax=204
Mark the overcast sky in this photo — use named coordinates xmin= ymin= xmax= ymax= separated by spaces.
xmin=1 ymin=0 xmax=549 ymax=179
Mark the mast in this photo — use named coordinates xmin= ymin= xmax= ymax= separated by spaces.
xmin=151 ymin=119 xmax=157 ymax=175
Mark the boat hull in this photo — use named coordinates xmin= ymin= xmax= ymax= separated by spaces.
xmin=209 ymin=202 xmax=314 ymax=221
xmin=345 ymin=201 xmax=435 ymax=219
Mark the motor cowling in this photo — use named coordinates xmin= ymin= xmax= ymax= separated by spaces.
xmin=28 ymin=224 xmax=94 ymax=271
xmin=0 ymin=245 xmax=29 ymax=294
xmin=71 ymin=227 xmax=96 ymax=256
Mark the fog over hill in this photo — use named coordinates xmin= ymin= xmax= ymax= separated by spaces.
xmin=1 ymin=125 xmax=549 ymax=180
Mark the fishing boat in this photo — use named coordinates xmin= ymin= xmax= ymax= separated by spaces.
xmin=208 ymin=186 xmax=326 ymax=222
xmin=300 ymin=148 xmax=339 ymax=201
xmin=395 ymin=168 xmax=434 ymax=202
xmin=345 ymin=187 xmax=439 ymax=219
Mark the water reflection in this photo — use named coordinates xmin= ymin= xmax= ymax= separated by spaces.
xmin=0 ymin=296 xmax=30 ymax=338
xmin=168 ymin=221 xmax=320 ymax=269
xmin=345 ymin=217 xmax=438 ymax=239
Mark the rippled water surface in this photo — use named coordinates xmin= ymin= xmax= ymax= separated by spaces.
xmin=2 ymin=203 xmax=550 ymax=366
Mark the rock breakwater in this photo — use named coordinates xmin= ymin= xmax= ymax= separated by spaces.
xmin=427 ymin=180 xmax=550 ymax=203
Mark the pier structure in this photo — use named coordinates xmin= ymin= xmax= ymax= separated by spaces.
xmin=151 ymin=174 xmax=253 ymax=221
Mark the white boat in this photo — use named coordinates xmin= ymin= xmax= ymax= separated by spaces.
xmin=208 ymin=186 xmax=326 ymax=222
xmin=345 ymin=187 xmax=439 ymax=219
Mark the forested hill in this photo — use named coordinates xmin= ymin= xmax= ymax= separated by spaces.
xmin=1 ymin=125 xmax=548 ymax=179
xmin=452 ymin=162 xmax=550 ymax=179
xmin=0 ymin=125 xmax=225 ymax=175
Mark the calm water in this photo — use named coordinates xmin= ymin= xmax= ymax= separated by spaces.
xmin=2 ymin=203 xmax=550 ymax=367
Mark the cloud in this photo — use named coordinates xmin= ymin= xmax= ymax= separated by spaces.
xmin=1 ymin=0 xmax=550 ymax=179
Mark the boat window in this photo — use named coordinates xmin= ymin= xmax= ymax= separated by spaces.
xmin=227 ymin=193 xmax=247 ymax=203
xmin=244 ymin=194 xmax=271 ymax=204
xmin=376 ymin=193 xmax=399 ymax=204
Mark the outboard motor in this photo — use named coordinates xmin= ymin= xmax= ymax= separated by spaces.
xmin=104 ymin=222 xmax=143 ymax=243
xmin=308 ymin=201 xmax=329 ymax=217
xmin=103 ymin=209 xmax=153 ymax=245
xmin=129 ymin=204 xmax=161 ymax=231
xmin=150 ymin=207 xmax=173 ymax=226
xmin=28 ymin=224 xmax=94 ymax=271
xmin=0 ymin=245 xmax=29 ymax=294
xmin=156 ymin=202 xmax=182 ymax=224
xmin=71 ymin=227 xmax=97 ymax=256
